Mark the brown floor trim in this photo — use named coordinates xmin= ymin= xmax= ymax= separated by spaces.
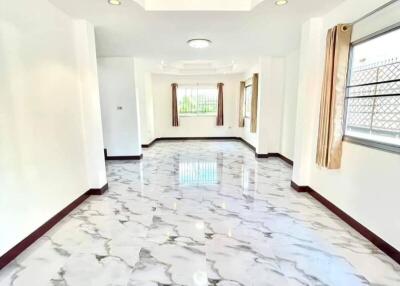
xmin=237 ymin=138 xmax=256 ymax=152
xmin=141 ymin=138 xmax=157 ymax=148
xmin=256 ymin=153 xmax=294 ymax=166
xmin=0 ymin=183 xmax=108 ymax=270
xmin=151 ymin=137 xmax=239 ymax=142
xmin=104 ymin=149 xmax=143 ymax=160
xmin=87 ymin=183 xmax=109 ymax=195
xmin=290 ymin=180 xmax=311 ymax=192
xmin=106 ymin=155 xmax=143 ymax=160
xmin=276 ymin=154 xmax=294 ymax=166
xmin=140 ymin=137 xmax=293 ymax=166
xmin=255 ymin=153 xmax=270 ymax=158
xmin=291 ymin=181 xmax=400 ymax=265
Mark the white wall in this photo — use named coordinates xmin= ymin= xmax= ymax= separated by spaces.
xmin=0 ymin=0 xmax=106 ymax=256
xmin=135 ymin=59 xmax=156 ymax=144
xmin=292 ymin=18 xmax=324 ymax=185
xmin=241 ymin=65 xmax=260 ymax=148
xmin=74 ymin=20 xmax=107 ymax=188
xmin=292 ymin=0 xmax=400 ymax=249
xmin=280 ymin=50 xmax=299 ymax=160
xmin=241 ymin=56 xmax=297 ymax=156
xmin=97 ymin=57 xmax=142 ymax=156
xmin=152 ymin=74 xmax=241 ymax=138
xmin=136 ymin=57 xmax=299 ymax=153
xmin=256 ymin=57 xmax=286 ymax=155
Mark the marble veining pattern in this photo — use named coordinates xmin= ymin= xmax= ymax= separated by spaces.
xmin=0 ymin=140 xmax=399 ymax=286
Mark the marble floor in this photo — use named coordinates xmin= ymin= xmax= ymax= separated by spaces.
xmin=0 ymin=140 xmax=399 ymax=286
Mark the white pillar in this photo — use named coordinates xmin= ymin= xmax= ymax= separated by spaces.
xmin=256 ymin=57 xmax=286 ymax=155
xmin=74 ymin=20 xmax=107 ymax=189
xmin=292 ymin=18 xmax=324 ymax=185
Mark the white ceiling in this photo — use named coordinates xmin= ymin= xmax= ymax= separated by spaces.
xmin=50 ymin=0 xmax=344 ymax=72
xmin=132 ymin=0 xmax=265 ymax=11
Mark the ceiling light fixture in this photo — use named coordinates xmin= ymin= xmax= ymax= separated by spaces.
xmin=187 ymin=39 xmax=212 ymax=49
xmin=108 ymin=0 xmax=122 ymax=5
xmin=275 ymin=0 xmax=288 ymax=6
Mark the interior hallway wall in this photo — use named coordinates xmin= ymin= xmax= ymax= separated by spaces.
xmin=135 ymin=59 xmax=156 ymax=145
xmin=0 ymin=0 xmax=106 ymax=256
xmin=241 ymin=55 xmax=299 ymax=157
xmin=74 ymin=20 xmax=108 ymax=188
xmin=292 ymin=0 xmax=400 ymax=250
xmin=241 ymin=65 xmax=260 ymax=148
xmin=280 ymin=50 xmax=300 ymax=161
xmin=97 ymin=57 xmax=142 ymax=156
xmin=256 ymin=57 xmax=286 ymax=155
xmin=151 ymin=73 xmax=242 ymax=139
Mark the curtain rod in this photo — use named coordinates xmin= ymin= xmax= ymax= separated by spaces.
xmin=178 ymin=83 xmax=219 ymax=86
xmin=352 ymin=0 xmax=399 ymax=25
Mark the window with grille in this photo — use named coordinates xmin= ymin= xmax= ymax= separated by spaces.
xmin=177 ymin=85 xmax=218 ymax=115
xmin=344 ymin=27 xmax=400 ymax=152
xmin=245 ymin=85 xmax=252 ymax=118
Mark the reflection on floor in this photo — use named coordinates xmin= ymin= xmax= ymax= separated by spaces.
xmin=0 ymin=141 xmax=399 ymax=286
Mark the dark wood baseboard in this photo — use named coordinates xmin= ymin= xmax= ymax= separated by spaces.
xmin=104 ymin=149 xmax=143 ymax=160
xmin=291 ymin=181 xmax=400 ymax=265
xmin=106 ymin=154 xmax=143 ymax=160
xmin=255 ymin=153 xmax=270 ymax=158
xmin=237 ymin=138 xmax=256 ymax=152
xmin=290 ymin=180 xmax=311 ymax=192
xmin=139 ymin=137 xmax=293 ymax=166
xmin=256 ymin=153 xmax=294 ymax=166
xmin=256 ymin=153 xmax=281 ymax=159
xmin=87 ymin=183 xmax=109 ymax=196
xmin=141 ymin=138 xmax=157 ymax=148
xmin=0 ymin=183 xmax=108 ymax=270
xmin=276 ymin=154 xmax=294 ymax=166
xmin=155 ymin=136 xmax=239 ymax=141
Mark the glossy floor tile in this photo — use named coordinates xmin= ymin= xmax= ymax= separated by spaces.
xmin=0 ymin=141 xmax=399 ymax=286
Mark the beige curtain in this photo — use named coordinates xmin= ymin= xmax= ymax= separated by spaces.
xmin=316 ymin=24 xmax=352 ymax=169
xmin=216 ymin=83 xmax=224 ymax=126
xmin=171 ymin=83 xmax=179 ymax=127
xmin=239 ymin=81 xmax=245 ymax=127
xmin=250 ymin=73 xmax=259 ymax=133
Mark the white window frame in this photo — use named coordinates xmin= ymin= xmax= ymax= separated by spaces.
xmin=343 ymin=25 xmax=400 ymax=154
xmin=177 ymin=85 xmax=218 ymax=117
xmin=244 ymin=84 xmax=252 ymax=118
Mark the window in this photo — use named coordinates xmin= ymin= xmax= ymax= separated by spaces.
xmin=177 ymin=85 xmax=218 ymax=115
xmin=245 ymin=85 xmax=252 ymax=118
xmin=344 ymin=27 xmax=400 ymax=152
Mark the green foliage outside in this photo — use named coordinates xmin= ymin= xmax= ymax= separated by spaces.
xmin=179 ymin=95 xmax=217 ymax=114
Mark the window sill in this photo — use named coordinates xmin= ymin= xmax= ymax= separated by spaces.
xmin=343 ymin=135 xmax=400 ymax=155
xmin=179 ymin=114 xmax=217 ymax=118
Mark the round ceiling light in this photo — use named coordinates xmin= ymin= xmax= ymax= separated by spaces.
xmin=275 ymin=0 xmax=288 ymax=6
xmin=108 ymin=0 xmax=122 ymax=5
xmin=187 ymin=39 xmax=212 ymax=49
